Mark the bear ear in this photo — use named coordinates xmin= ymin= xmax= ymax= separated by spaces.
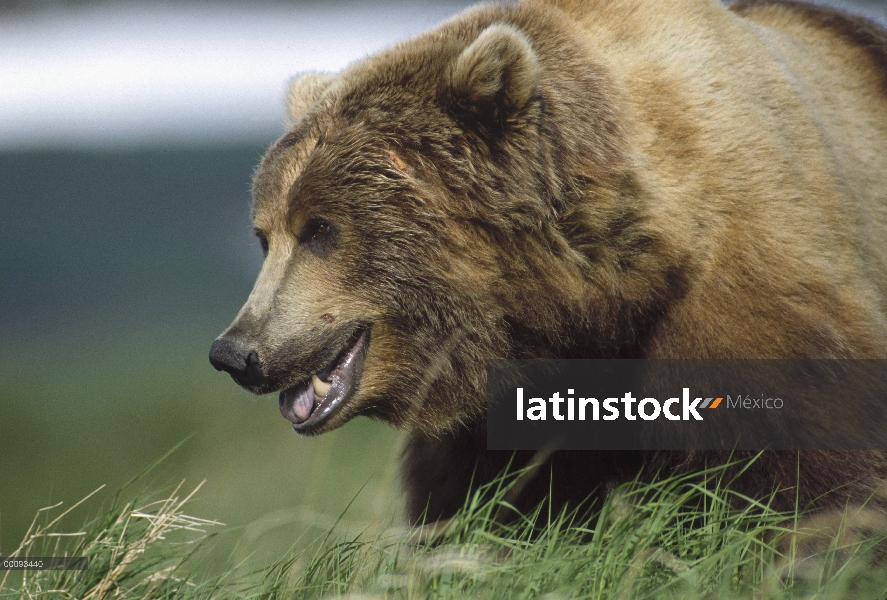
xmin=446 ymin=24 xmax=540 ymax=126
xmin=285 ymin=72 xmax=336 ymax=123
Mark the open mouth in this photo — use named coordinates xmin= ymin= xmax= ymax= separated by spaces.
xmin=279 ymin=328 xmax=369 ymax=432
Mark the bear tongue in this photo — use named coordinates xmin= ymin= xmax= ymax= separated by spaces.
xmin=280 ymin=384 xmax=315 ymax=424
xmin=293 ymin=391 xmax=315 ymax=422
xmin=279 ymin=329 xmax=368 ymax=429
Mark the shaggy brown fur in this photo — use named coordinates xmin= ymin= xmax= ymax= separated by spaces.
xmin=211 ymin=0 xmax=887 ymax=523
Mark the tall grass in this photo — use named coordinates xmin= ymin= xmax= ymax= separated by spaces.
xmin=4 ymin=458 xmax=887 ymax=599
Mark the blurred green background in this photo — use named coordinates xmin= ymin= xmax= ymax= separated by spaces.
xmin=0 ymin=147 xmax=405 ymax=567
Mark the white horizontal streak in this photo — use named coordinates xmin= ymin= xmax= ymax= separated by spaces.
xmin=0 ymin=2 xmax=469 ymax=149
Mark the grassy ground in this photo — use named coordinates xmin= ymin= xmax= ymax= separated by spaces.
xmin=3 ymin=459 xmax=887 ymax=599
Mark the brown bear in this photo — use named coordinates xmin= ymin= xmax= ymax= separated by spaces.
xmin=209 ymin=0 xmax=887 ymax=523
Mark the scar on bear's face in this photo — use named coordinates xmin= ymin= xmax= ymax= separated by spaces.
xmin=388 ymin=148 xmax=414 ymax=175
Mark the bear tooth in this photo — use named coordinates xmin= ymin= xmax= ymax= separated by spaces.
xmin=312 ymin=374 xmax=332 ymax=398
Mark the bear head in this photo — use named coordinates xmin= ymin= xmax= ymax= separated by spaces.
xmin=209 ymin=6 xmax=684 ymax=437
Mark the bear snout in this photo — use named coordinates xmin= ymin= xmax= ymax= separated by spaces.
xmin=209 ymin=337 xmax=264 ymax=389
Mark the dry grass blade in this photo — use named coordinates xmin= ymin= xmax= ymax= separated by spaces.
xmin=83 ymin=480 xmax=218 ymax=600
xmin=2 ymin=480 xmax=221 ymax=600
xmin=0 ymin=485 xmax=106 ymax=590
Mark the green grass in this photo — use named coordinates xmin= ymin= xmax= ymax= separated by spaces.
xmin=0 ymin=334 xmax=405 ymax=575
xmin=4 ymin=458 xmax=887 ymax=599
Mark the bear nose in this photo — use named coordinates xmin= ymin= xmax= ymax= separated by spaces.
xmin=209 ymin=337 xmax=262 ymax=384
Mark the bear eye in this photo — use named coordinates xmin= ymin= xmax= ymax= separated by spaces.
xmin=298 ymin=217 xmax=336 ymax=256
xmin=313 ymin=221 xmax=331 ymax=238
xmin=255 ymin=229 xmax=269 ymax=257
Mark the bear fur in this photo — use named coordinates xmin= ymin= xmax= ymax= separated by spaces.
xmin=211 ymin=0 xmax=887 ymax=523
